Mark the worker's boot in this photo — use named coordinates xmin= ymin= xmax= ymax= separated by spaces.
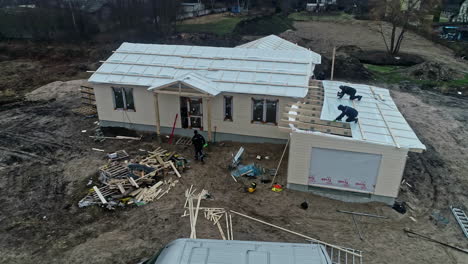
xmin=354 ymin=118 xmax=359 ymax=123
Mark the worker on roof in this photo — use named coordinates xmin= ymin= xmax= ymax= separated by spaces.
xmin=192 ymin=130 xmax=206 ymax=163
xmin=338 ymin=85 xmax=362 ymax=101
xmin=334 ymin=105 xmax=359 ymax=123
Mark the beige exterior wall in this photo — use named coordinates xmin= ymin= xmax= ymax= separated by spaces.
xmin=93 ymin=83 xmax=157 ymax=127
xmin=287 ymin=131 xmax=409 ymax=198
xmin=210 ymin=92 xmax=293 ymax=139
xmin=93 ymin=84 xmax=295 ymax=140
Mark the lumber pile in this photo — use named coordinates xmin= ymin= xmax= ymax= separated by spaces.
xmin=78 ymin=147 xmax=186 ymax=209
xmin=183 ymin=186 xmax=234 ymax=240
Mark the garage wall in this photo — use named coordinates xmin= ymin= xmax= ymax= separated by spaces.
xmin=308 ymin=148 xmax=382 ymax=193
xmin=287 ymin=131 xmax=409 ymax=198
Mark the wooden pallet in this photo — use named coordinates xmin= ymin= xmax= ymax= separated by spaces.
xmin=176 ymin=137 xmax=192 ymax=146
xmin=100 ymin=162 xmax=129 ymax=178
xmin=109 ymin=150 xmax=129 ymax=161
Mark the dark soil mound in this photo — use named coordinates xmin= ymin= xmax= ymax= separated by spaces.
xmin=337 ymin=46 xmax=424 ymax=66
xmin=314 ymin=54 xmax=372 ymax=81
xmin=398 ymin=61 xmax=465 ymax=82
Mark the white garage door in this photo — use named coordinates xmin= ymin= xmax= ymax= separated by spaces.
xmin=308 ymin=148 xmax=382 ymax=193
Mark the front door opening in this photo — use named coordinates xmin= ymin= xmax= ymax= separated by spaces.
xmin=180 ymin=97 xmax=203 ymax=130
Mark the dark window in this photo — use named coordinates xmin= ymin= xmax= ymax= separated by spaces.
xmin=224 ymin=96 xmax=233 ymax=121
xmin=112 ymin=87 xmax=135 ymax=111
xmin=252 ymin=99 xmax=264 ymax=122
xmin=265 ymin=99 xmax=278 ymax=124
xmin=124 ymin=88 xmax=135 ymax=110
xmin=252 ymin=98 xmax=278 ymax=124
xmin=113 ymin=87 xmax=124 ymax=109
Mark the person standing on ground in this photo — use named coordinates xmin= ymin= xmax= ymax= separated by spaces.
xmin=338 ymin=85 xmax=362 ymax=101
xmin=191 ymin=130 xmax=206 ymax=163
xmin=334 ymin=105 xmax=359 ymax=123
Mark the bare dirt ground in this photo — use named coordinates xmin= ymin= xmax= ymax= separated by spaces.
xmin=0 ymin=78 xmax=468 ymax=264
xmin=293 ymin=20 xmax=468 ymax=72
xmin=1 ymin=19 xmax=468 ymax=264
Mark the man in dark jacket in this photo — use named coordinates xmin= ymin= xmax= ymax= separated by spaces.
xmin=191 ymin=130 xmax=206 ymax=162
xmin=334 ymin=105 xmax=359 ymax=123
xmin=338 ymin=85 xmax=362 ymax=101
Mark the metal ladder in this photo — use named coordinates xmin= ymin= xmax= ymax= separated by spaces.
xmin=450 ymin=206 xmax=468 ymax=239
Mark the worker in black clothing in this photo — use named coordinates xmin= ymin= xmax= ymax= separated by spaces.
xmin=338 ymin=85 xmax=362 ymax=101
xmin=334 ymin=105 xmax=359 ymax=123
xmin=192 ymin=130 xmax=206 ymax=163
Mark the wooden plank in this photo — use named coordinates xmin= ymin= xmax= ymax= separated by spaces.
xmin=229 ymin=213 xmax=233 ymax=240
xmin=216 ymin=221 xmax=227 ymax=240
xmin=284 ymin=107 xmax=320 ymax=117
xmin=112 ymin=50 xmax=309 ymax=65
xmin=156 ymin=155 xmax=165 ymax=165
xmin=93 ymin=186 xmax=108 ymax=204
xmin=230 ymin=210 xmax=362 ymax=257
xmin=225 ymin=212 xmax=230 ymax=240
xmin=116 ymin=183 xmax=125 ymax=194
xmin=154 ymin=90 xmax=213 ymax=98
xmin=129 ymin=188 xmax=143 ymax=196
xmin=101 ymin=59 xmax=308 ymax=76
xmin=279 ymin=120 xmax=352 ymax=136
xmin=191 ymin=192 xmax=203 ymax=239
xmin=129 ymin=177 xmax=139 ymax=188
xmin=301 ymin=98 xmax=323 ymax=104
xmin=284 ymin=113 xmax=350 ymax=129
xmin=170 ymin=161 xmax=182 ymax=178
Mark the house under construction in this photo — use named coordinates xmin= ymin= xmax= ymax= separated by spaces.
xmin=88 ymin=35 xmax=425 ymax=205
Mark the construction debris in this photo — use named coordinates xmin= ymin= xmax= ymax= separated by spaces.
xmin=231 ymin=163 xmax=264 ymax=178
xmin=183 ymin=186 xmax=234 ymax=241
xmin=176 ymin=136 xmax=192 ymax=146
xmin=78 ymin=146 xmax=186 ymax=209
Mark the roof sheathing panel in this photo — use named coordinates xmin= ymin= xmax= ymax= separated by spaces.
xmin=89 ymin=39 xmax=319 ymax=98
xmin=320 ymin=81 xmax=426 ymax=151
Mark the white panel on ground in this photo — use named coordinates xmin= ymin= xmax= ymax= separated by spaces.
xmin=308 ymin=148 xmax=382 ymax=193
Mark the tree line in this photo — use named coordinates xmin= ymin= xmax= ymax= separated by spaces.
xmin=0 ymin=0 xmax=182 ymax=41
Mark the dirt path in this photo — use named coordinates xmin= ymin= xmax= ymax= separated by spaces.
xmin=1 ymin=81 xmax=468 ymax=263
xmin=293 ymin=20 xmax=468 ymax=72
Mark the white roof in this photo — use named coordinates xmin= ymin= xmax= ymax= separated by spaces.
xmin=319 ymin=81 xmax=425 ymax=151
xmin=159 ymin=239 xmax=331 ymax=264
xmin=89 ymin=40 xmax=320 ymax=98
xmin=237 ymin=35 xmax=321 ymax=64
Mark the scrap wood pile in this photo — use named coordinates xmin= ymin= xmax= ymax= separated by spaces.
xmin=183 ymin=186 xmax=234 ymax=240
xmin=79 ymin=147 xmax=186 ymax=209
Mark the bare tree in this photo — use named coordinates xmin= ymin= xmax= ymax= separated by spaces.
xmin=150 ymin=0 xmax=180 ymax=35
xmin=373 ymin=0 xmax=441 ymax=56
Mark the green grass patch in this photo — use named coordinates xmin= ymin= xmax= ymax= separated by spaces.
xmin=176 ymin=16 xmax=245 ymax=36
xmin=365 ymin=64 xmax=468 ymax=90
xmin=288 ymin=11 xmax=354 ymax=22
xmin=365 ymin=64 xmax=405 ymax=74
xmin=233 ymin=15 xmax=294 ymax=35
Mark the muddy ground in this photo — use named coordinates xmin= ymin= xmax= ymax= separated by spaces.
xmin=0 ymin=78 xmax=468 ymax=264
xmin=1 ymin=18 xmax=468 ymax=264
